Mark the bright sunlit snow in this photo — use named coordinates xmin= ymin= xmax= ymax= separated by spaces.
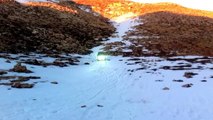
xmin=132 ymin=0 xmax=213 ymax=11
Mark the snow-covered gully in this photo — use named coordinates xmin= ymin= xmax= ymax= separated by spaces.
xmin=1 ymin=17 xmax=213 ymax=120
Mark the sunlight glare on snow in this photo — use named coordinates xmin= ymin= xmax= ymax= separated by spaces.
xmin=97 ymin=55 xmax=107 ymax=61
xmin=131 ymin=0 xmax=213 ymax=11
xmin=112 ymin=12 xmax=138 ymax=23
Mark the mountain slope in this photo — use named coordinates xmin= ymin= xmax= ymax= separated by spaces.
xmin=0 ymin=0 xmax=115 ymax=54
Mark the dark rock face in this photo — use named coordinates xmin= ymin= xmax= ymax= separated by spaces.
xmin=0 ymin=1 xmax=115 ymax=54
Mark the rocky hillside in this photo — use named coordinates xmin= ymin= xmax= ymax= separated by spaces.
xmin=124 ymin=11 xmax=213 ymax=57
xmin=0 ymin=0 xmax=115 ymax=54
xmin=74 ymin=0 xmax=213 ymax=57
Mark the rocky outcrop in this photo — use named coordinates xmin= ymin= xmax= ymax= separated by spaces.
xmin=10 ymin=63 xmax=32 ymax=73
xmin=0 ymin=1 xmax=115 ymax=54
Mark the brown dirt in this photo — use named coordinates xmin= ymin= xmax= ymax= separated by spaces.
xmin=0 ymin=0 xmax=115 ymax=54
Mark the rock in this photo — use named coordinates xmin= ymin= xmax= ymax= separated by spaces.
xmin=184 ymin=72 xmax=198 ymax=78
xmin=24 ymin=59 xmax=43 ymax=65
xmin=0 ymin=71 xmax=7 ymax=75
xmin=11 ymin=76 xmax=41 ymax=83
xmin=0 ymin=83 xmax=12 ymax=86
xmin=51 ymin=81 xmax=58 ymax=84
xmin=81 ymin=105 xmax=87 ymax=108
xmin=162 ymin=87 xmax=170 ymax=90
xmin=84 ymin=62 xmax=90 ymax=65
xmin=5 ymin=60 xmax=11 ymax=63
xmin=11 ymin=82 xmax=34 ymax=88
xmin=0 ymin=76 xmax=16 ymax=80
xmin=132 ymin=47 xmax=143 ymax=57
xmin=182 ymin=83 xmax=193 ymax=88
xmin=10 ymin=63 xmax=32 ymax=73
xmin=53 ymin=60 xmax=68 ymax=67
xmin=173 ymin=79 xmax=184 ymax=82
xmin=97 ymin=105 xmax=104 ymax=107
xmin=201 ymin=80 xmax=207 ymax=82
xmin=161 ymin=66 xmax=171 ymax=70
xmin=155 ymin=80 xmax=163 ymax=82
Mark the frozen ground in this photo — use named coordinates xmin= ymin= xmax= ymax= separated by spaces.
xmin=1 ymin=17 xmax=213 ymax=120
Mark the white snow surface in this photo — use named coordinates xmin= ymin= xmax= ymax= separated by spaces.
xmin=1 ymin=18 xmax=213 ymax=120
xmin=131 ymin=0 xmax=213 ymax=11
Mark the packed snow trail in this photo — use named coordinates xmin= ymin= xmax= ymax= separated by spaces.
xmin=1 ymin=18 xmax=213 ymax=120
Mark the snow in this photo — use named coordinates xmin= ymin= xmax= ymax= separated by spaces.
xmin=1 ymin=18 xmax=213 ymax=120
xmin=131 ymin=0 xmax=213 ymax=11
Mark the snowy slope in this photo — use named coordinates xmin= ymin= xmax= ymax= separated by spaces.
xmin=1 ymin=18 xmax=213 ymax=120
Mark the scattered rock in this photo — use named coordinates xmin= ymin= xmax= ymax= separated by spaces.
xmin=160 ymin=64 xmax=194 ymax=70
xmin=51 ymin=81 xmax=58 ymax=84
xmin=10 ymin=63 xmax=32 ymax=73
xmin=53 ymin=60 xmax=68 ymax=67
xmin=84 ymin=62 xmax=90 ymax=65
xmin=0 ymin=83 xmax=12 ymax=86
xmin=184 ymin=72 xmax=198 ymax=78
xmin=81 ymin=105 xmax=87 ymax=108
xmin=201 ymin=80 xmax=207 ymax=82
xmin=11 ymin=82 xmax=34 ymax=88
xmin=23 ymin=59 xmax=43 ymax=66
xmin=162 ymin=87 xmax=170 ymax=90
xmin=173 ymin=79 xmax=184 ymax=82
xmin=155 ymin=80 xmax=163 ymax=82
xmin=11 ymin=76 xmax=41 ymax=83
xmin=135 ymin=67 xmax=146 ymax=71
xmin=0 ymin=76 xmax=16 ymax=80
xmin=5 ymin=60 xmax=11 ymax=63
xmin=97 ymin=105 xmax=104 ymax=107
xmin=0 ymin=71 xmax=7 ymax=75
xmin=182 ymin=83 xmax=193 ymax=88
xmin=128 ymin=58 xmax=141 ymax=61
